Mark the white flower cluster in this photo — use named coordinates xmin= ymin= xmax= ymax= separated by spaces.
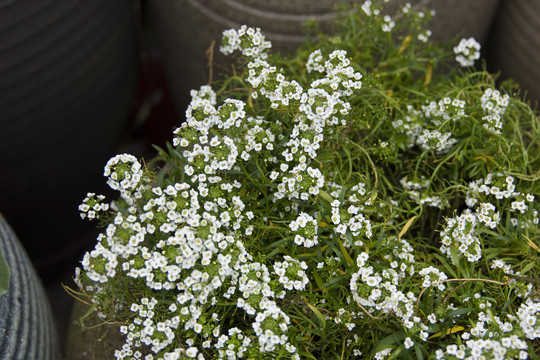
xmin=242 ymin=116 xmax=277 ymax=157
xmin=436 ymin=336 xmax=528 ymax=360
xmin=268 ymin=50 xmax=361 ymax=201
xmin=510 ymin=195 xmax=533 ymax=214
xmin=416 ymin=129 xmax=458 ymax=154
xmin=454 ymin=37 xmax=481 ymax=67
xmin=400 ymin=176 xmax=446 ymax=208
xmin=382 ymin=15 xmax=395 ymax=32
xmin=417 ymin=29 xmax=432 ymax=43
xmin=466 ymin=172 xmax=518 ymax=205
xmin=305 ymin=49 xmax=363 ymax=97
xmin=516 ymin=298 xmax=540 ymax=340
xmin=360 ymin=0 xmax=381 ymax=17
xmin=440 ymin=212 xmax=482 ymax=263
xmin=418 ymin=266 xmax=448 ymax=291
xmin=490 ymin=259 xmax=534 ymax=297
xmin=400 ymin=176 xmax=430 ymax=191
xmin=350 ymin=242 xmax=428 ymax=338
xmin=466 ymin=172 xmax=538 ymax=229
xmin=393 ymin=97 xmax=465 ymax=154
xmin=374 ymin=348 xmax=393 ymax=359
xmin=274 ymin=162 xmax=325 ymax=201
xmin=480 ymin=88 xmax=509 ymax=134
xmin=81 ymin=239 xmax=118 ymax=283
xmin=78 ymin=168 xmax=298 ymax=358
xmin=116 ymin=297 xmax=181 ymax=356
xmin=220 ymin=25 xmax=271 ymax=60
xmin=78 ymin=192 xmax=109 ymax=220
xmin=490 ymin=258 xmax=513 ymax=274
xmin=510 ymin=195 xmax=538 ymax=228
xmin=77 ymin=25 xmax=370 ymax=360
xmin=246 ymin=59 xmax=303 ymax=107
xmin=250 ymin=300 xmax=293 ymax=353
xmin=103 ymin=154 xmax=145 ymax=201
xmin=215 ymin=327 xmax=252 ymax=359
xmin=435 ymin=301 xmax=532 ymax=359
xmin=440 ymin=171 xmax=539 ymax=265
xmin=475 ymin=202 xmax=500 ymax=229
xmin=331 ymin=197 xmax=373 ymax=247
xmin=422 ymin=97 xmax=466 ymax=122
xmin=289 ymin=212 xmax=318 ymax=248
xmin=273 ymin=255 xmax=309 ymax=291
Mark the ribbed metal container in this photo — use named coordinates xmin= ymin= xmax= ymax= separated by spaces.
xmin=149 ymin=0 xmax=499 ymax=116
xmin=0 ymin=215 xmax=59 ymax=360
xmin=487 ymin=0 xmax=540 ymax=105
xmin=0 ymin=0 xmax=138 ymax=281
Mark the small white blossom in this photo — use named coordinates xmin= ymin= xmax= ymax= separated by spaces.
xmin=454 ymin=37 xmax=481 ymax=67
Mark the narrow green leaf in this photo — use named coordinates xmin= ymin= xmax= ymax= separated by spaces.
xmin=304 ymin=299 xmax=327 ymax=329
xmin=296 ymin=350 xmax=319 ymax=360
xmin=449 ymin=246 xmax=461 ymax=274
xmin=323 ymin=274 xmax=349 ymax=287
xmin=338 ymin=238 xmax=355 ymax=266
xmin=398 ymin=215 xmax=417 ymax=239
xmin=388 ymin=346 xmax=404 ymax=360
xmin=0 ymin=248 xmax=10 ymax=298
xmin=520 ymin=261 xmax=537 ymax=275
xmin=446 ymin=307 xmax=473 ymax=318
xmin=313 ymin=269 xmax=325 ymax=290
xmin=373 ymin=331 xmax=403 ymax=355
xmin=431 ymin=253 xmax=458 ymax=278
xmin=428 ymin=325 xmax=464 ymax=339
xmin=414 ymin=342 xmax=425 ymax=360
xmin=318 ymin=190 xmax=334 ymax=205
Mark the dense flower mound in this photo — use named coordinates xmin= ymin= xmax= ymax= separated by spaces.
xmin=74 ymin=1 xmax=540 ymax=359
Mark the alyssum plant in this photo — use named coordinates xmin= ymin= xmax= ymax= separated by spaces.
xmin=73 ymin=1 xmax=540 ymax=359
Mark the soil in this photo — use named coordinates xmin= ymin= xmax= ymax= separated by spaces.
xmin=63 ymin=300 xmax=125 ymax=360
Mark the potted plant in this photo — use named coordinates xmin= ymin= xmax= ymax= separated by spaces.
xmin=69 ymin=1 xmax=539 ymax=358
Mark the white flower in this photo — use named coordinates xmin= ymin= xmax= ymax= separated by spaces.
xmin=404 ymin=337 xmax=414 ymax=349
xmin=103 ymin=154 xmax=144 ymax=192
xmin=382 ymin=15 xmax=395 ymax=32
xmin=221 ymin=25 xmax=271 ymax=60
xmin=454 ymin=37 xmax=481 ymax=67
xmin=517 ymin=298 xmax=540 ymax=340
xmin=185 ymin=347 xmax=198 ymax=358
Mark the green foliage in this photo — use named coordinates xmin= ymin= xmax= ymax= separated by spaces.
xmin=0 ymin=248 xmax=10 ymax=298
xmin=73 ymin=1 xmax=540 ymax=359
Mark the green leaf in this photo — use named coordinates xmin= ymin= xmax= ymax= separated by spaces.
xmin=431 ymin=253 xmax=458 ymax=278
xmin=520 ymin=261 xmax=538 ymax=276
xmin=304 ymin=299 xmax=327 ymax=329
xmin=318 ymin=190 xmax=334 ymax=205
xmin=0 ymin=248 xmax=10 ymax=298
xmin=323 ymin=274 xmax=349 ymax=287
xmin=449 ymin=246 xmax=461 ymax=274
xmin=338 ymin=237 xmax=355 ymax=266
xmin=313 ymin=269 xmax=325 ymax=290
xmin=388 ymin=346 xmax=404 ymax=360
xmin=446 ymin=307 xmax=473 ymax=318
xmin=373 ymin=331 xmax=403 ymax=356
xmin=296 ymin=349 xmax=319 ymax=360
xmin=428 ymin=325 xmax=464 ymax=339
xmin=398 ymin=215 xmax=417 ymax=239
xmin=414 ymin=342 xmax=425 ymax=360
